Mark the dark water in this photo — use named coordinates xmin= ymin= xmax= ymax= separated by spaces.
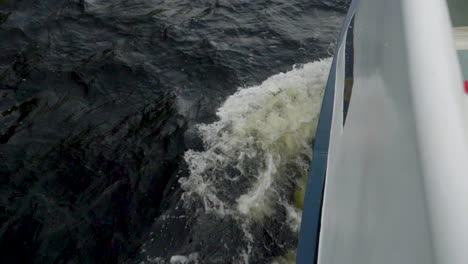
xmin=0 ymin=0 xmax=348 ymax=263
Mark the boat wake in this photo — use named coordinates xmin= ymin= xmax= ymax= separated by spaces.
xmin=139 ymin=58 xmax=332 ymax=264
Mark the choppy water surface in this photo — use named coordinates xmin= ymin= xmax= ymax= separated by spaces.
xmin=0 ymin=0 xmax=348 ymax=263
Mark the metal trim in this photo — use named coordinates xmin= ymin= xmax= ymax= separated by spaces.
xmin=296 ymin=2 xmax=357 ymax=263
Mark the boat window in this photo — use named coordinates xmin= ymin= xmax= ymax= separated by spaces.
xmin=447 ymin=0 xmax=468 ymax=27
xmin=448 ymin=0 xmax=468 ymax=92
xmin=343 ymin=17 xmax=354 ymax=125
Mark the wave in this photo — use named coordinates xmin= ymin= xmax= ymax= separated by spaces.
xmin=177 ymin=58 xmax=332 ymax=262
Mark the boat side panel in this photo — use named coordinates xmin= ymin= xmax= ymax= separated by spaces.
xmin=318 ymin=0 xmax=435 ymax=263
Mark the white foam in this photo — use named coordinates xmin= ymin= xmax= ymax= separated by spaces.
xmin=145 ymin=256 xmax=165 ymax=264
xmin=170 ymin=253 xmax=199 ymax=264
xmin=282 ymin=200 xmax=303 ymax=233
xmin=179 ymin=58 xmax=332 ymax=259
xmin=237 ymin=153 xmax=276 ymax=216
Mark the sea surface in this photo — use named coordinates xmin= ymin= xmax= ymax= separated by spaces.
xmin=0 ymin=0 xmax=349 ymax=263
